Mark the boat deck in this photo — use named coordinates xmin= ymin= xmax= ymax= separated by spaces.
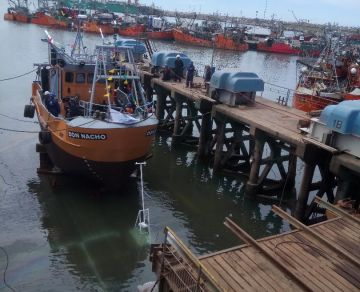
xmin=199 ymin=214 xmax=360 ymax=291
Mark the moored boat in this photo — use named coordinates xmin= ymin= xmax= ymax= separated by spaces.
xmin=82 ymin=19 xmax=115 ymax=34
xmin=173 ymin=28 xmax=248 ymax=52
xmin=31 ymin=10 xmax=69 ymax=28
xmin=145 ymin=29 xmax=174 ymax=41
xmin=257 ymin=38 xmax=301 ymax=55
xmin=24 ymin=30 xmax=158 ymax=187
xmin=173 ymin=28 xmax=213 ymax=48
xmin=116 ymin=23 xmax=146 ymax=37
xmin=214 ymin=33 xmax=248 ymax=52
xmin=4 ymin=6 xmax=30 ymax=23
xmin=292 ymin=43 xmax=360 ymax=112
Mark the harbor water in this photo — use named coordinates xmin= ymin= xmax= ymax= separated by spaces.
xmin=0 ymin=3 xmax=300 ymax=291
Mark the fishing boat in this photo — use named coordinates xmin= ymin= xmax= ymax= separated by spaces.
xmin=24 ymin=30 xmax=158 ymax=186
xmin=257 ymin=38 xmax=301 ymax=55
xmin=173 ymin=28 xmax=248 ymax=52
xmin=4 ymin=4 xmax=30 ymax=23
xmin=292 ymin=43 xmax=357 ymax=112
xmin=145 ymin=29 xmax=174 ymax=41
xmin=343 ymin=63 xmax=360 ymax=100
xmin=116 ymin=23 xmax=146 ymax=37
xmin=214 ymin=33 xmax=248 ymax=52
xmin=31 ymin=10 xmax=69 ymax=29
xmin=173 ymin=28 xmax=213 ymax=48
xmin=82 ymin=19 xmax=115 ymax=35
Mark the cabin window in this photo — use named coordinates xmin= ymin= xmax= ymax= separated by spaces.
xmin=87 ymin=73 xmax=94 ymax=83
xmin=65 ymin=72 xmax=74 ymax=83
xmin=76 ymin=73 xmax=85 ymax=83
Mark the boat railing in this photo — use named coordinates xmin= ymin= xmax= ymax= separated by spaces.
xmin=160 ymin=227 xmax=222 ymax=292
xmin=262 ymin=82 xmax=295 ymax=105
xmin=79 ymin=100 xmax=154 ymax=119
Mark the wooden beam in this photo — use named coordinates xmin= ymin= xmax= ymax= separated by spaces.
xmin=272 ymin=205 xmax=360 ymax=268
xmin=224 ymin=217 xmax=312 ymax=292
xmin=314 ymin=196 xmax=360 ymax=224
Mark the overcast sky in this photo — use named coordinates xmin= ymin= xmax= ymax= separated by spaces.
xmin=140 ymin=0 xmax=359 ymax=27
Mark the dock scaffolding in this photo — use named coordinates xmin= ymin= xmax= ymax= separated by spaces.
xmin=150 ymin=197 xmax=360 ymax=291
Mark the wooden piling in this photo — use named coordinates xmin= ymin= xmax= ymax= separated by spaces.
xmin=245 ymin=135 xmax=265 ymax=197
xmin=294 ymin=162 xmax=315 ymax=221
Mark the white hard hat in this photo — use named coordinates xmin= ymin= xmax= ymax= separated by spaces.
xmin=44 ymin=91 xmax=50 ymax=95
xmin=176 ymin=54 xmax=180 ymax=58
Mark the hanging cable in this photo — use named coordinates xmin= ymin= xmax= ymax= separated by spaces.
xmin=0 ymin=246 xmax=16 ymax=292
xmin=0 ymin=127 xmax=38 ymax=134
xmin=0 ymin=68 xmax=37 ymax=82
xmin=0 ymin=113 xmax=39 ymax=124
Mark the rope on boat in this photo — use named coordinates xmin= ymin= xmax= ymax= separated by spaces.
xmin=0 ymin=68 xmax=37 ymax=82
xmin=0 ymin=113 xmax=39 ymax=124
xmin=0 ymin=246 xmax=16 ymax=292
xmin=0 ymin=127 xmax=38 ymax=133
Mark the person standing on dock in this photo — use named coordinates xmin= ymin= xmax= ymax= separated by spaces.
xmin=186 ymin=62 xmax=195 ymax=88
xmin=174 ymin=54 xmax=184 ymax=82
xmin=161 ymin=65 xmax=172 ymax=81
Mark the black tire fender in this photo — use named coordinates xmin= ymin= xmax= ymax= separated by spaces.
xmin=39 ymin=130 xmax=52 ymax=144
xmin=24 ymin=104 xmax=35 ymax=118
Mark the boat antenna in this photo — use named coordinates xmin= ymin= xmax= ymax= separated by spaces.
xmin=71 ymin=20 xmax=86 ymax=58
xmin=135 ymin=162 xmax=151 ymax=241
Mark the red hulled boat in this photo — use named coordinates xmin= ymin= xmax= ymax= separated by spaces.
xmin=4 ymin=7 xmax=30 ymax=23
xmin=116 ymin=23 xmax=145 ymax=37
xmin=292 ymin=44 xmax=359 ymax=112
xmin=31 ymin=11 xmax=69 ymax=28
xmin=257 ymin=39 xmax=301 ymax=55
xmin=145 ymin=29 xmax=174 ymax=41
xmin=173 ymin=28 xmax=213 ymax=48
xmin=173 ymin=29 xmax=248 ymax=52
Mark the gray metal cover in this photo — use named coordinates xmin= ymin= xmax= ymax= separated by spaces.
xmin=210 ymin=71 xmax=264 ymax=93
xmin=151 ymin=51 xmax=192 ymax=69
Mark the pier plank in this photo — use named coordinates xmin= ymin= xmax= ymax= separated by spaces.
xmin=263 ymin=236 xmax=348 ymax=292
xmin=198 ymin=212 xmax=360 ymax=292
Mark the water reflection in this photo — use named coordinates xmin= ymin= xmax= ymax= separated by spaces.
xmin=27 ymin=177 xmax=149 ymax=291
xmin=144 ymin=136 xmax=287 ymax=255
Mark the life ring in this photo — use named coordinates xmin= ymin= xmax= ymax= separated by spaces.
xmin=23 ymin=104 xmax=35 ymax=118
xmin=39 ymin=130 xmax=52 ymax=144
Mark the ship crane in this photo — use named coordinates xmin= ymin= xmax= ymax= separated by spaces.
xmin=288 ymin=9 xmax=299 ymax=23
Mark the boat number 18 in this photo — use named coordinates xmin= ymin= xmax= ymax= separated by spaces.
xmin=333 ymin=119 xmax=343 ymax=129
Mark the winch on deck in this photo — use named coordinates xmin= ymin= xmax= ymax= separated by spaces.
xmin=208 ymin=71 xmax=264 ymax=106
xmin=150 ymin=51 xmax=192 ymax=73
xmin=309 ymin=100 xmax=360 ymax=158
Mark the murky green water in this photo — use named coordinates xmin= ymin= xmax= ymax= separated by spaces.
xmin=0 ymin=2 xmax=298 ymax=291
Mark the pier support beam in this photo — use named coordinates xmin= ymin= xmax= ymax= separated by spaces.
xmin=295 ymin=146 xmax=336 ymax=222
xmin=172 ymin=94 xmax=185 ymax=142
xmin=245 ymin=135 xmax=265 ymax=197
xmin=36 ymin=143 xmax=59 ymax=174
xmin=155 ymin=86 xmax=167 ymax=122
xmin=197 ymin=112 xmax=212 ymax=160
xmin=294 ymin=162 xmax=315 ymax=221
xmin=213 ymin=119 xmax=226 ymax=173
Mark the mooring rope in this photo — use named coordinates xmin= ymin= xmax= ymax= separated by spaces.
xmin=0 ymin=68 xmax=37 ymax=82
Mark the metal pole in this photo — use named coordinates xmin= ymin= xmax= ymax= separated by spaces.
xmin=136 ymin=162 xmax=146 ymax=214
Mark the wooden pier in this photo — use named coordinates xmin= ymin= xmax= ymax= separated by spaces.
xmin=150 ymin=198 xmax=360 ymax=291
xmin=138 ymin=63 xmax=355 ymax=222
